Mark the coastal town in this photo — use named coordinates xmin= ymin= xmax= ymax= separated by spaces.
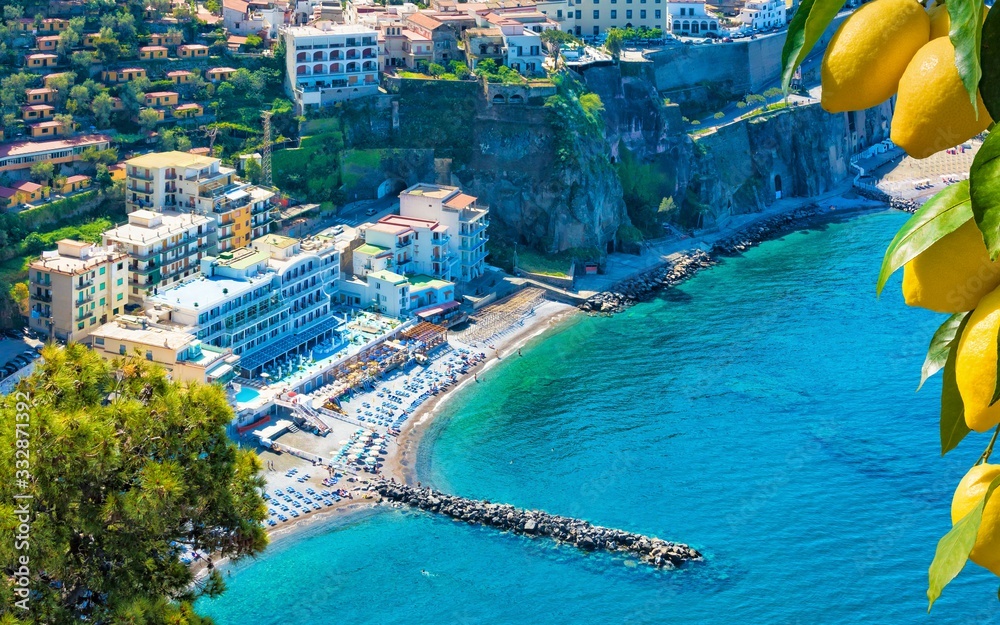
xmin=2 ymin=0 xmax=996 ymax=620
xmin=0 ymin=0 xmax=981 ymax=542
xmin=0 ymin=0 xmax=842 ymax=531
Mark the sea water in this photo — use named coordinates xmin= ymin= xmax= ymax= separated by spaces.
xmin=200 ymin=210 xmax=1000 ymax=624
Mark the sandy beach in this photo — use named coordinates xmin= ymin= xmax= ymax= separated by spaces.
xmin=248 ymin=296 xmax=577 ymax=546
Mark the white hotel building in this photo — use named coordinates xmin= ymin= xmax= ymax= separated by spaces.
xmin=399 ymin=184 xmax=489 ymax=283
xmin=283 ymin=22 xmax=380 ymax=112
xmin=147 ymin=235 xmax=340 ymax=378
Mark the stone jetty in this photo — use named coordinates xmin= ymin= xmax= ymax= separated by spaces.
xmin=373 ymin=479 xmax=702 ymax=569
xmin=579 ymin=249 xmax=715 ymax=314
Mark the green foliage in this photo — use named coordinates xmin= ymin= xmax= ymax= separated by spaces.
xmin=0 ymin=345 xmax=268 ymax=622
xmin=578 ymin=93 xmax=604 ymax=117
xmin=243 ymin=157 xmax=262 ymax=184
xmin=921 ymin=313 xmax=969 ymax=391
xmin=970 ymin=131 xmax=1000 ymax=259
xmin=29 ymin=162 xmax=54 ymax=185
xmin=947 ymin=0 xmax=986 ymax=110
xmin=604 ymin=28 xmax=624 ymax=59
xmin=876 ymin=181 xmax=972 ymax=296
xmin=713 ymin=112 xmax=724 ymax=119
xmin=428 ymin=62 xmax=446 ymax=77
xmin=981 ymin=8 xmax=1000 ymax=119
xmin=780 ymin=0 xmax=847 ymax=91
xmin=474 ymin=58 xmax=525 ymax=84
xmin=616 ymin=148 xmax=676 ymax=236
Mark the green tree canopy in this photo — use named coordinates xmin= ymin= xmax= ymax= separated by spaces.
xmin=0 ymin=345 xmax=268 ymax=623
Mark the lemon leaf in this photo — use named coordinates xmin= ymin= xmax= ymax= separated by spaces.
xmin=970 ymin=131 xmax=1000 ymax=259
xmin=780 ymin=0 xmax=847 ymax=93
xmin=921 ymin=312 xmax=970 ymax=391
xmin=876 ymin=181 xmax=973 ymax=296
xmin=928 ymin=473 xmax=1000 ymax=611
xmin=981 ymin=5 xmax=1000 ymax=120
xmin=940 ymin=314 xmax=971 ymax=456
xmin=948 ymin=0 xmax=985 ymax=112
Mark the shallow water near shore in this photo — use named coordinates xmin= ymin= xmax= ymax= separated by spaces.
xmin=199 ymin=210 xmax=1000 ymax=624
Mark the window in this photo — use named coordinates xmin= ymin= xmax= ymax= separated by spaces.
xmin=116 ymin=293 xmax=123 ymax=301
xmin=640 ymin=9 xmax=646 ymax=17
xmin=117 ymin=277 xmax=123 ymax=286
xmin=655 ymin=9 xmax=661 ymax=18
xmin=593 ymin=9 xmax=599 ymax=17
xmin=611 ymin=9 xmax=617 ymax=17
xmin=557 ymin=9 xmax=563 ymax=17
xmin=593 ymin=25 xmax=600 ymax=34
xmin=99 ymin=267 xmax=105 ymax=275
xmin=626 ymin=9 xmax=632 ymax=17
xmin=146 ymin=350 xmax=153 ymax=361
xmin=100 ymin=297 xmax=105 ymax=306
xmin=100 ymin=283 xmax=105 ymax=290
xmin=78 ymin=322 xmax=85 ymax=330
xmin=575 ymin=9 xmax=581 ymax=18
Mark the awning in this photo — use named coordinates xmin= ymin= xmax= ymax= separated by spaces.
xmin=414 ymin=300 xmax=460 ymax=318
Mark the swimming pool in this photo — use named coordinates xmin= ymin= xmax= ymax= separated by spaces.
xmin=235 ymin=387 xmax=260 ymax=404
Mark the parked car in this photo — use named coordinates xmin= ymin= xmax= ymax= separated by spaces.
xmin=365 ymin=207 xmax=377 ymax=216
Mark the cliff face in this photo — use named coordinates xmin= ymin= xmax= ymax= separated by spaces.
xmin=338 ymin=78 xmax=627 ymax=253
xmin=688 ymin=101 xmax=893 ymax=225
xmin=332 ymin=70 xmax=892 ymax=253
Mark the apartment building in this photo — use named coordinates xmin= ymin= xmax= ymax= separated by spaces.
xmin=147 ymin=234 xmax=340 ymax=377
xmin=124 ymin=151 xmax=276 ymax=252
xmin=355 ymin=214 xmax=457 ymax=280
xmin=103 ymin=209 xmax=216 ymax=301
xmin=736 ymin=0 xmax=785 ymax=30
xmin=399 ymin=183 xmax=490 ymax=283
xmin=28 ymin=239 xmax=129 ymax=343
xmin=0 ymin=134 xmax=111 ymax=173
xmin=91 ymin=315 xmax=239 ymax=383
xmin=283 ymin=22 xmax=379 ymax=111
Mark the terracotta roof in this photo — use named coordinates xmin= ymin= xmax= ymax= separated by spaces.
xmin=0 ymin=134 xmax=111 ymax=159
xmin=223 ymin=0 xmax=249 ymax=12
xmin=166 ymin=70 xmax=194 ymax=76
xmin=444 ymin=193 xmax=477 ymax=209
xmin=63 ymin=174 xmax=90 ymax=183
xmin=12 ymin=180 xmax=42 ymax=192
xmin=227 ymin=34 xmax=248 ymax=44
xmin=407 ymin=13 xmax=445 ymax=30
xmin=401 ymin=29 xmax=431 ymax=42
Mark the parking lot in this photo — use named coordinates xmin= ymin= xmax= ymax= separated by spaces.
xmin=0 ymin=331 xmax=43 ymax=383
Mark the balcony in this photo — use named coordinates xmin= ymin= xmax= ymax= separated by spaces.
xmin=77 ymin=308 xmax=94 ymax=321
xmin=30 ymin=277 xmax=51 ymax=289
xmin=129 ymin=170 xmax=154 ymax=181
xmin=459 ymin=236 xmax=487 ymax=252
xmin=77 ymin=277 xmax=93 ymax=289
xmin=76 ymin=292 xmax=94 ymax=305
xmin=32 ymin=292 xmax=51 ymax=303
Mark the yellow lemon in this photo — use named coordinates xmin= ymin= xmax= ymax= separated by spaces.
xmin=952 ymin=464 xmax=1000 ymax=576
xmin=821 ymin=0 xmax=929 ymax=113
xmin=902 ymin=219 xmax=1000 ymax=313
xmin=929 ymin=2 xmax=989 ymax=39
xmin=957 ymin=285 xmax=1000 ymax=432
xmin=891 ymin=37 xmax=993 ymax=159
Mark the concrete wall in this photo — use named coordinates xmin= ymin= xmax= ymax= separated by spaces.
xmin=635 ymin=13 xmax=849 ymax=103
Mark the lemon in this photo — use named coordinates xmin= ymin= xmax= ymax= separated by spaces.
xmin=929 ymin=2 xmax=989 ymax=40
xmin=902 ymin=219 xmax=1000 ymax=313
xmin=891 ymin=37 xmax=993 ymax=159
xmin=952 ymin=464 xmax=1000 ymax=576
xmin=956 ymin=285 xmax=1000 ymax=432
xmin=820 ymin=0 xmax=929 ymax=113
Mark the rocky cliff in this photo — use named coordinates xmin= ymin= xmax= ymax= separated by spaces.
xmin=330 ymin=68 xmax=892 ymax=253
xmin=337 ymin=77 xmax=628 ymax=253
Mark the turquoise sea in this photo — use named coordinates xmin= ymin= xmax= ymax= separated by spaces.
xmin=199 ymin=210 xmax=1000 ymax=624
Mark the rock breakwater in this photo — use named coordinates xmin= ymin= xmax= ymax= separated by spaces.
xmin=580 ymin=250 xmax=715 ymax=314
xmin=373 ymin=479 xmax=702 ymax=569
